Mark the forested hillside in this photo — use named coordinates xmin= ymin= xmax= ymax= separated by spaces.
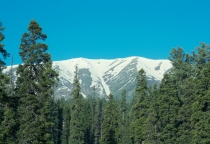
xmin=1 ymin=20 xmax=210 ymax=144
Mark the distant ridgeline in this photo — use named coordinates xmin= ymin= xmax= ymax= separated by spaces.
xmin=5 ymin=56 xmax=172 ymax=100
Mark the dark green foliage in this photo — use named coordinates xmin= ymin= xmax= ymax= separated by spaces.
xmin=162 ymin=47 xmax=192 ymax=143
xmin=16 ymin=20 xmax=58 ymax=144
xmin=0 ymin=74 xmax=5 ymax=127
xmin=191 ymin=62 xmax=210 ymax=144
xmin=157 ymin=73 xmax=180 ymax=144
xmin=0 ymin=76 xmax=5 ymax=136
xmin=0 ymin=74 xmax=17 ymax=144
xmin=192 ymin=42 xmax=210 ymax=71
xmin=61 ymin=99 xmax=70 ymax=144
xmin=69 ymin=66 xmax=85 ymax=144
xmin=0 ymin=100 xmax=17 ymax=143
xmin=51 ymin=100 xmax=63 ymax=144
xmin=84 ymin=94 xmax=97 ymax=144
xmin=89 ymin=95 xmax=97 ymax=144
xmin=0 ymin=68 xmax=18 ymax=144
xmin=100 ymin=94 xmax=120 ymax=144
xmin=0 ymin=21 xmax=17 ymax=143
xmin=146 ymin=85 xmax=158 ymax=143
xmin=168 ymin=47 xmax=192 ymax=98
xmin=83 ymin=97 xmax=91 ymax=144
xmin=119 ymin=90 xmax=131 ymax=144
xmin=130 ymin=69 xmax=149 ymax=144
xmin=169 ymin=47 xmax=191 ymax=75
xmin=94 ymin=97 xmax=103 ymax=144
xmin=0 ymin=22 xmax=9 ymax=123
xmin=0 ymin=22 xmax=10 ymax=71
xmin=177 ymin=76 xmax=195 ymax=143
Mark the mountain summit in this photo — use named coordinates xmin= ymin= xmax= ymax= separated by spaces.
xmin=6 ymin=56 xmax=172 ymax=99
xmin=52 ymin=56 xmax=172 ymax=99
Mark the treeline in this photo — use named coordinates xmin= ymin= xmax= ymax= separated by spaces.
xmin=0 ymin=20 xmax=210 ymax=144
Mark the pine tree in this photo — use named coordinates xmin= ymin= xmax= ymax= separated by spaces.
xmin=61 ymin=98 xmax=70 ymax=144
xmin=167 ymin=47 xmax=194 ymax=143
xmin=146 ymin=85 xmax=158 ymax=143
xmin=168 ymin=47 xmax=191 ymax=97
xmin=84 ymin=96 xmax=91 ymax=144
xmin=100 ymin=94 xmax=120 ymax=144
xmin=156 ymin=73 xmax=180 ymax=144
xmin=89 ymin=94 xmax=97 ymax=144
xmin=0 ymin=21 xmax=7 ymax=134
xmin=119 ymin=90 xmax=131 ymax=144
xmin=0 ymin=22 xmax=10 ymax=70
xmin=57 ymin=100 xmax=63 ymax=144
xmin=51 ymin=100 xmax=63 ymax=144
xmin=69 ymin=66 xmax=85 ymax=144
xmin=130 ymin=69 xmax=149 ymax=144
xmin=192 ymin=42 xmax=210 ymax=71
xmin=94 ymin=97 xmax=103 ymax=144
xmin=84 ymin=93 xmax=97 ymax=144
xmin=0 ymin=74 xmax=18 ymax=143
xmin=177 ymin=76 xmax=195 ymax=143
xmin=15 ymin=20 xmax=58 ymax=144
xmin=0 ymin=21 xmax=18 ymax=143
xmin=191 ymin=61 xmax=210 ymax=143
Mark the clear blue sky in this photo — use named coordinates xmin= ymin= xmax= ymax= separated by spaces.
xmin=1 ymin=0 xmax=210 ymax=65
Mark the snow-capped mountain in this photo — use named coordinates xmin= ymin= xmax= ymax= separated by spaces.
xmin=5 ymin=56 xmax=172 ymax=99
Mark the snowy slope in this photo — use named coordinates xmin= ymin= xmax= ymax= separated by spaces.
xmin=5 ymin=56 xmax=172 ymax=99
xmin=52 ymin=56 xmax=172 ymax=98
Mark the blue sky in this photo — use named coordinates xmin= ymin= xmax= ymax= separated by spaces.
xmin=1 ymin=0 xmax=210 ymax=65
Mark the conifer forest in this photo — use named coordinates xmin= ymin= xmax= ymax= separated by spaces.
xmin=1 ymin=20 xmax=210 ymax=144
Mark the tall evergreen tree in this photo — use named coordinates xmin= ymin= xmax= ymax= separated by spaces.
xmin=130 ymin=69 xmax=149 ymax=144
xmin=0 ymin=21 xmax=7 ymax=133
xmin=89 ymin=94 xmax=97 ymax=144
xmin=177 ymin=76 xmax=195 ymax=143
xmin=61 ymin=99 xmax=70 ymax=144
xmin=191 ymin=61 xmax=210 ymax=143
xmin=156 ymin=73 xmax=180 ymax=144
xmin=119 ymin=90 xmax=131 ymax=144
xmin=192 ymin=42 xmax=210 ymax=71
xmin=168 ymin=47 xmax=191 ymax=93
xmin=0 ymin=22 xmax=10 ymax=70
xmin=0 ymin=21 xmax=18 ymax=143
xmin=0 ymin=74 xmax=17 ymax=143
xmin=167 ymin=47 xmax=193 ymax=143
xmin=146 ymin=85 xmax=158 ymax=143
xmin=94 ymin=97 xmax=103 ymax=144
xmin=83 ymin=96 xmax=91 ymax=144
xmin=69 ymin=66 xmax=85 ymax=144
xmin=15 ymin=20 xmax=59 ymax=144
xmin=51 ymin=100 xmax=63 ymax=144
xmin=100 ymin=94 xmax=120 ymax=144
xmin=84 ymin=93 xmax=97 ymax=144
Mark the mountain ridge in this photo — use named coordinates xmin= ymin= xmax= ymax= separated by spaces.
xmin=5 ymin=56 xmax=172 ymax=99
